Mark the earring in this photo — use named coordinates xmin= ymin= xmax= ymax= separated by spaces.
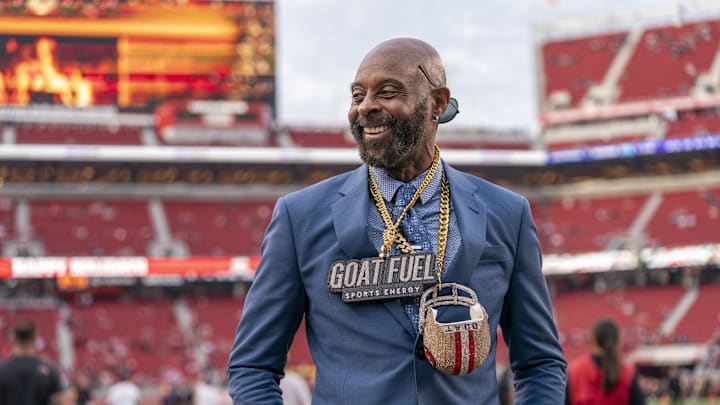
xmin=432 ymin=115 xmax=439 ymax=122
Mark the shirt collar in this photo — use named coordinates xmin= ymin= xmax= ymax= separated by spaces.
xmin=370 ymin=161 xmax=443 ymax=205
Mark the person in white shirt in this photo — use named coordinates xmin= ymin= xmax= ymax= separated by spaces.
xmin=194 ymin=371 xmax=231 ymax=405
xmin=106 ymin=370 xmax=141 ymax=405
xmin=279 ymin=370 xmax=311 ymax=405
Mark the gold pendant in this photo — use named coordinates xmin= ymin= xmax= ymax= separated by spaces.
xmin=419 ymin=283 xmax=491 ymax=375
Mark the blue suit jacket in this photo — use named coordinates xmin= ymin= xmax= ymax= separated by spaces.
xmin=227 ymin=162 xmax=566 ymax=404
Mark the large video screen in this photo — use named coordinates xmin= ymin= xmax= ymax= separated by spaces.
xmin=0 ymin=0 xmax=275 ymax=113
xmin=0 ymin=35 xmax=117 ymax=107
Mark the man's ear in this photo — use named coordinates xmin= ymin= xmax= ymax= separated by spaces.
xmin=433 ymin=87 xmax=451 ymax=118
xmin=432 ymin=87 xmax=459 ymax=123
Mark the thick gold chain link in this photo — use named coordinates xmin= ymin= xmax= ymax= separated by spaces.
xmin=436 ymin=175 xmax=450 ymax=282
xmin=367 ymin=145 xmax=451 ymax=284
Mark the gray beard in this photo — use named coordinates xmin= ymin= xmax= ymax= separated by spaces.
xmin=351 ymin=100 xmax=428 ymax=170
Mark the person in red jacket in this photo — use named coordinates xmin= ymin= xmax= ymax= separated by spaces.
xmin=566 ymin=319 xmax=646 ymax=405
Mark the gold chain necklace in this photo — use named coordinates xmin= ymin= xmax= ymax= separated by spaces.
xmin=368 ymin=145 xmax=451 ymax=284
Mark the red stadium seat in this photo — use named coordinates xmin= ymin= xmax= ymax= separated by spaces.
xmin=69 ymin=298 xmax=191 ymax=379
xmin=553 ymin=285 xmax=686 ymax=361
xmin=619 ymin=21 xmax=720 ymax=102
xmin=164 ymin=200 xmax=275 ymax=256
xmin=532 ymin=194 xmax=648 ymax=254
xmin=15 ymin=123 xmax=143 ymax=145
xmin=0 ymin=307 xmax=59 ymax=362
xmin=29 ymin=200 xmax=154 ymax=256
xmin=645 ymin=188 xmax=720 ymax=248
xmin=673 ymin=283 xmax=720 ymax=342
xmin=286 ymin=127 xmax=356 ymax=148
xmin=542 ymin=32 xmax=628 ymax=108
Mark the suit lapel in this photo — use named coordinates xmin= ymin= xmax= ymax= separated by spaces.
xmin=331 ymin=166 xmax=376 ymax=259
xmin=331 ymin=165 xmax=415 ymax=336
xmin=442 ymin=164 xmax=487 ymax=287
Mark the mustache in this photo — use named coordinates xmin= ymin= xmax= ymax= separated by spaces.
xmin=352 ymin=112 xmax=396 ymax=129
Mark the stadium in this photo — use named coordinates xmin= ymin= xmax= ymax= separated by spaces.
xmin=0 ymin=0 xmax=719 ymax=403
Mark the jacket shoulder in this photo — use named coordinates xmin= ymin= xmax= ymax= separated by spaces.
xmin=283 ymin=167 xmax=362 ymax=206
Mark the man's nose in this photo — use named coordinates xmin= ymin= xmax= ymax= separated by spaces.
xmin=356 ymin=94 xmax=380 ymax=116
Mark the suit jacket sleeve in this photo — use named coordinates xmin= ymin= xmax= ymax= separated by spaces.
xmin=500 ymin=198 xmax=567 ymax=403
xmin=227 ymin=197 xmax=306 ymax=405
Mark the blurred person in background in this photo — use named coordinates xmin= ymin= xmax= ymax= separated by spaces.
xmin=0 ymin=320 xmax=69 ymax=405
xmin=193 ymin=369 xmax=231 ymax=405
xmin=69 ymin=371 xmax=92 ymax=405
xmin=227 ymin=37 xmax=566 ymax=404
xmin=666 ymin=366 xmax=682 ymax=405
xmin=279 ymin=369 xmax=311 ymax=405
xmin=193 ymin=381 xmax=230 ymax=404
xmin=105 ymin=368 xmax=140 ymax=405
xmin=566 ymin=318 xmax=646 ymax=405
xmin=161 ymin=380 xmax=192 ymax=405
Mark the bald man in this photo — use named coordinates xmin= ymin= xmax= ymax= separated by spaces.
xmin=227 ymin=38 xmax=566 ymax=404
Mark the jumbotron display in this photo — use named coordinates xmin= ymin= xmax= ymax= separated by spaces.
xmin=0 ymin=35 xmax=117 ymax=107
xmin=0 ymin=0 xmax=275 ymax=112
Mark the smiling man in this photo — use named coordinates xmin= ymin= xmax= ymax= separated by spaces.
xmin=227 ymin=38 xmax=566 ymax=404
xmin=349 ymin=39 xmax=443 ymax=180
